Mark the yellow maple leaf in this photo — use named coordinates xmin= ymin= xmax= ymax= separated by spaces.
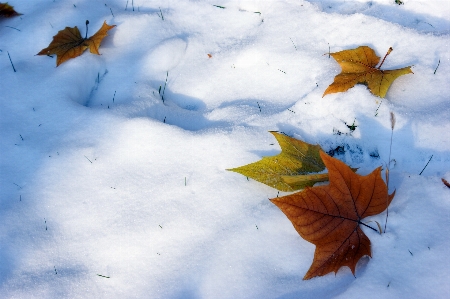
xmin=323 ymin=46 xmax=413 ymax=98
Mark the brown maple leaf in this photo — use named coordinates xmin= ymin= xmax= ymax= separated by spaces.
xmin=37 ymin=21 xmax=116 ymax=66
xmin=323 ymin=46 xmax=412 ymax=98
xmin=271 ymin=151 xmax=395 ymax=279
xmin=0 ymin=2 xmax=22 ymax=17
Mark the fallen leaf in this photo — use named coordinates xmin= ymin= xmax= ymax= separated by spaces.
xmin=0 ymin=2 xmax=21 ymax=17
xmin=37 ymin=21 xmax=116 ymax=66
xmin=228 ymin=132 xmax=326 ymax=192
xmin=271 ymin=151 xmax=395 ymax=279
xmin=323 ymin=46 xmax=412 ymax=98
xmin=442 ymin=178 xmax=450 ymax=189
xmin=207 ymin=53 xmax=212 ymax=58
xmin=86 ymin=21 xmax=116 ymax=55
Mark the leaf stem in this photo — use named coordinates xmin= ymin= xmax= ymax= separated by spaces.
xmin=360 ymin=221 xmax=379 ymax=233
xmin=85 ymin=20 xmax=89 ymax=39
xmin=377 ymin=47 xmax=393 ymax=69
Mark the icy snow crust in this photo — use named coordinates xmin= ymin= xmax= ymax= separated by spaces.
xmin=0 ymin=0 xmax=449 ymax=298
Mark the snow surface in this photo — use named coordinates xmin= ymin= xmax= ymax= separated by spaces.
xmin=1 ymin=0 xmax=449 ymax=298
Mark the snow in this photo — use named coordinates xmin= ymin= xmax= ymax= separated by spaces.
xmin=0 ymin=0 xmax=449 ymax=298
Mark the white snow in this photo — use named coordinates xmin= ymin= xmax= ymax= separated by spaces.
xmin=1 ymin=0 xmax=449 ymax=298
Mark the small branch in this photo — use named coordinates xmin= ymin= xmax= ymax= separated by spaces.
xmin=7 ymin=51 xmax=16 ymax=72
xmin=384 ymin=112 xmax=395 ymax=233
xmin=419 ymin=155 xmax=433 ymax=175
xmin=374 ymin=100 xmax=383 ymax=116
xmin=434 ymin=59 xmax=440 ymax=74
xmin=5 ymin=26 xmax=21 ymax=31
xmin=160 ymin=71 xmax=168 ymax=103
xmin=289 ymin=37 xmax=297 ymax=51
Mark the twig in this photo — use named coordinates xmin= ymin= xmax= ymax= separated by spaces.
xmin=160 ymin=71 xmax=168 ymax=103
xmin=384 ymin=112 xmax=396 ymax=233
xmin=434 ymin=59 xmax=440 ymax=74
xmin=375 ymin=100 xmax=383 ymax=116
xmin=7 ymin=51 xmax=16 ymax=72
xmin=419 ymin=155 xmax=433 ymax=175
xmin=289 ymin=37 xmax=297 ymax=51
xmin=5 ymin=26 xmax=21 ymax=31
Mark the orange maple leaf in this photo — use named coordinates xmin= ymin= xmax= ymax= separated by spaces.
xmin=323 ymin=46 xmax=412 ymax=98
xmin=0 ymin=2 xmax=22 ymax=17
xmin=37 ymin=21 xmax=116 ymax=66
xmin=271 ymin=151 xmax=395 ymax=279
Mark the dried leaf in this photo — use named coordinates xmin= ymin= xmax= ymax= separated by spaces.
xmin=271 ymin=151 xmax=395 ymax=279
xmin=442 ymin=178 xmax=450 ymax=189
xmin=228 ymin=132 xmax=325 ymax=192
xmin=86 ymin=21 xmax=116 ymax=55
xmin=0 ymin=2 xmax=22 ymax=17
xmin=37 ymin=21 xmax=116 ymax=66
xmin=323 ymin=46 xmax=412 ymax=98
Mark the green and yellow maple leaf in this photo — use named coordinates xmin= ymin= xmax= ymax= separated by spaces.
xmin=228 ymin=132 xmax=327 ymax=192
